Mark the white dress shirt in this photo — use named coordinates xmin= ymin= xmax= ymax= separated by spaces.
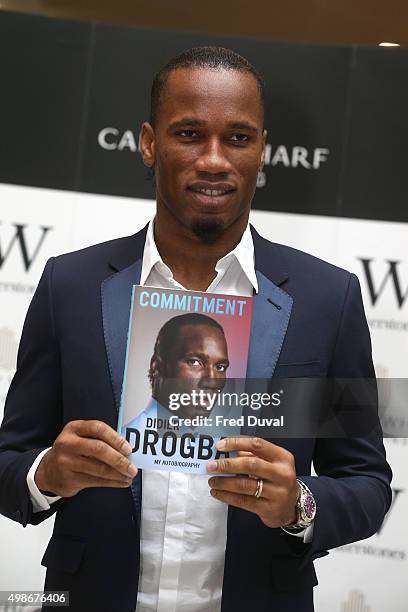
xmin=26 ymin=219 xmax=313 ymax=612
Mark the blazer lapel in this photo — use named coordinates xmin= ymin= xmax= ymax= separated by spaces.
xmin=247 ymin=271 xmax=293 ymax=380
xmin=101 ymin=227 xmax=148 ymax=519
xmin=242 ymin=271 xmax=293 ymax=435
xmin=101 ymin=259 xmax=142 ymax=413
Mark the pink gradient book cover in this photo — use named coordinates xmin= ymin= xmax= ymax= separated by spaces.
xmin=117 ymin=285 xmax=253 ymax=474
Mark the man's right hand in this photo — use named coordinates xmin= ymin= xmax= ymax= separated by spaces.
xmin=34 ymin=420 xmax=138 ymax=497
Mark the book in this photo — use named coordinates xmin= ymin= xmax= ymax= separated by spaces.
xmin=117 ymin=285 xmax=253 ymax=474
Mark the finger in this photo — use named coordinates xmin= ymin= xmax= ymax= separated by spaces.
xmin=237 ymin=450 xmax=256 ymax=476
xmin=208 ymin=456 xmax=295 ymax=486
xmin=236 ymin=449 xmax=285 ymax=481
xmin=71 ymin=456 xmax=136 ymax=483
xmin=73 ymin=436 xmax=138 ymax=478
xmin=75 ymin=474 xmax=133 ymax=490
xmin=207 ymin=455 xmax=273 ymax=479
xmin=208 ymin=476 xmax=272 ymax=499
xmin=210 ymin=488 xmax=271 ymax=515
xmin=69 ymin=420 xmax=132 ymax=456
xmin=216 ymin=436 xmax=291 ymax=463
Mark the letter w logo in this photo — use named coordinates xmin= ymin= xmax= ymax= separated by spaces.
xmin=0 ymin=223 xmax=53 ymax=271
xmin=359 ymin=258 xmax=408 ymax=308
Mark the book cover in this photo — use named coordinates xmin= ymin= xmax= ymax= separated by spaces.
xmin=117 ymin=285 xmax=253 ymax=474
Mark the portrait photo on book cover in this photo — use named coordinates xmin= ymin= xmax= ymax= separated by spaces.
xmin=148 ymin=312 xmax=230 ymax=419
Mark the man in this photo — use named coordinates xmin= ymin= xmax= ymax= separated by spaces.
xmin=147 ymin=312 xmax=230 ymax=419
xmin=122 ymin=312 xmax=232 ymax=472
xmin=0 ymin=46 xmax=392 ymax=612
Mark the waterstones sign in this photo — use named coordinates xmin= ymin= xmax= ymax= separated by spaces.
xmin=0 ymin=222 xmax=53 ymax=273
xmin=358 ymin=258 xmax=408 ymax=310
xmin=0 ymin=221 xmax=53 ymax=295
xmin=358 ymin=257 xmax=408 ymax=335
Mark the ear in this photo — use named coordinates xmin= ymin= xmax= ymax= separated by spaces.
xmin=260 ymin=128 xmax=268 ymax=171
xmin=139 ymin=121 xmax=156 ymax=167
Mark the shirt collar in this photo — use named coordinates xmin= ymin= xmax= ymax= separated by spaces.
xmin=214 ymin=223 xmax=258 ymax=293
xmin=140 ymin=218 xmax=172 ymax=284
xmin=140 ymin=217 xmax=258 ymax=293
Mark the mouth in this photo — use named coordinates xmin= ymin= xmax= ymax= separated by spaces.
xmin=187 ymin=183 xmax=236 ymax=207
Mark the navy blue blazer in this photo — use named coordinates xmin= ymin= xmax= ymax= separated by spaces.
xmin=0 ymin=225 xmax=392 ymax=612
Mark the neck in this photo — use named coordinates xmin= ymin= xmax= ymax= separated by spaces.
xmin=154 ymin=205 xmax=249 ymax=291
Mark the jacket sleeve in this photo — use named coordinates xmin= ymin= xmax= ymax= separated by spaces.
xmin=298 ymin=272 xmax=393 ymax=563
xmin=0 ymin=258 xmax=66 ymax=526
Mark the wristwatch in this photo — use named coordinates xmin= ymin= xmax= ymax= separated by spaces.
xmin=285 ymin=479 xmax=316 ymax=530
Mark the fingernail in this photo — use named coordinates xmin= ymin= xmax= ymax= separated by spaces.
xmin=123 ymin=441 xmax=133 ymax=455
xmin=207 ymin=461 xmax=218 ymax=473
xmin=128 ymin=464 xmax=138 ymax=477
xmin=216 ymin=439 xmax=226 ymax=450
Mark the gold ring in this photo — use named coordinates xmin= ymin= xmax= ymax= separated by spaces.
xmin=254 ymin=478 xmax=263 ymax=498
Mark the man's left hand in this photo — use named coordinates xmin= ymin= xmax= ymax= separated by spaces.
xmin=207 ymin=437 xmax=299 ymax=528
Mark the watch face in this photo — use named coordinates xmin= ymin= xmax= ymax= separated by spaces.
xmin=303 ymin=494 xmax=316 ymax=520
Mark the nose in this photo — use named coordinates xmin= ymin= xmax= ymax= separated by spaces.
xmin=200 ymin=365 xmax=224 ymax=389
xmin=195 ymin=137 xmax=232 ymax=174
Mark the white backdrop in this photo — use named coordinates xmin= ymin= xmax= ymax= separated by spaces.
xmin=0 ymin=183 xmax=406 ymax=611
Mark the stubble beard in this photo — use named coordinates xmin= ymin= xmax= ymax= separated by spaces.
xmin=190 ymin=217 xmax=225 ymax=244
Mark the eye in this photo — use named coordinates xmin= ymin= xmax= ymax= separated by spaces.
xmin=215 ymin=363 xmax=228 ymax=372
xmin=177 ymin=130 xmax=199 ymax=138
xmin=231 ymin=133 xmax=249 ymax=142
xmin=186 ymin=358 xmax=203 ymax=367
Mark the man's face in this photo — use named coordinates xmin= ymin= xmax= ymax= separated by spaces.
xmin=140 ymin=67 xmax=266 ymax=240
xmin=166 ymin=323 xmax=229 ymax=418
